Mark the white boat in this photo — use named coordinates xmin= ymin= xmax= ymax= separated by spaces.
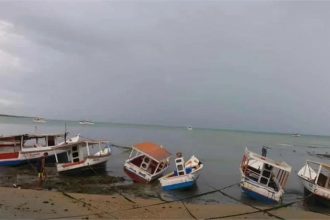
xmin=33 ymin=117 xmax=47 ymax=123
xmin=159 ymin=153 xmax=203 ymax=191
xmin=79 ymin=120 xmax=95 ymax=125
xmin=124 ymin=142 xmax=171 ymax=183
xmin=52 ymin=135 xmax=111 ymax=174
xmin=187 ymin=126 xmax=193 ymax=131
xmin=0 ymin=133 xmax=68 ymax=166
xmin=297 ymin=160 xmax=330 ymax=206
xmin=292 ymin=133 xmax=301 ymax=137
xmin=239 ymin=147 xmax=292 ymax=203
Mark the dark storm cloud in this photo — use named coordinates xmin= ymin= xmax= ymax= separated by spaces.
xmin=1 ymin=1 xmax=330 ymax=135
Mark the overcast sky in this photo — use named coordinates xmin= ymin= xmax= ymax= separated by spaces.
xmin=0 ymin=1 xmax=330 ymax=134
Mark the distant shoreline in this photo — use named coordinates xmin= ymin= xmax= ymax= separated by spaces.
xmin=0 ymin=114 xmax=31 ymax=118
xmin=0 ymin=114 xmax=321 ymax=137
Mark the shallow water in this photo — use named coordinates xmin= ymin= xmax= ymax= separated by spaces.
xmin=0 ymin=116 xmax=329 ymax=214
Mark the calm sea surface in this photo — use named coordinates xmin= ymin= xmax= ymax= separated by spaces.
xmin=0 ymin=116 xmax=329 ymax=213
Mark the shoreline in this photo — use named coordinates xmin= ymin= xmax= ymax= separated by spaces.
xmin=0 ymin=186 xmax=328 ymax=219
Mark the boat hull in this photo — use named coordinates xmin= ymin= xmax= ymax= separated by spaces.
xmin=240 ymin=178 xmax=282 ymax=204
xmin=57 ymin=155 xmax=110 ymax=174
xmin=0 ymin=151 xmax=65 ymax=166
xmin=160 ymin=172 xmax=200 ymax=191
xmin=123 ymin=166 xmax=164 ymax=183
xmin=241 ymin=186 xmax=278 ymax=204
xmin=299 ymin=176 xmax=330 ymax=207
xmin=162 ymin=180 xmax=195 ymax=191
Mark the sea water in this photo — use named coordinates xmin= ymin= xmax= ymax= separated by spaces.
xmin=0 ymin=116 xmax=329 ymax=213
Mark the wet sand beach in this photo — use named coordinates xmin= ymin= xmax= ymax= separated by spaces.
xmin=0 ymin=186 xmax=328 ymax=219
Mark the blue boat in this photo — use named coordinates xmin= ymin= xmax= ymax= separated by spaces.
xmin=159 ymin=153 xmax=203 ymax=191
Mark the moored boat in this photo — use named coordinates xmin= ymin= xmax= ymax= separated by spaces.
xmin=0 ymin=133 xmax=68 ymax=166
xmin=123 ymin=142 xmax=171 ymax=183
xmin=239 ymin=147 xmax=292 ymax=204
xmin=79 ymin=120 xmax=95 ymax=125
xmin=52 ymin=135 xmax=111 ymax=174
xmin=159 ymin=153 xmax=203 ymax=191
xmin=297 ymin=160 xmax=330 ymax=206
xmin=33 ymin=117 xmax=47 ymax=123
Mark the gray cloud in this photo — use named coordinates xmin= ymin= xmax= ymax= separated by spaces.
xmin=0 ymin=1 xmax=330 ymax=135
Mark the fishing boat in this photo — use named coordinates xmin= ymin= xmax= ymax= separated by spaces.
xmin=297 ymin=160 xmax=330 ymax=206
xmin=239 ymin=147 xmax=292 ymax=203
xmin=52 ymin=135 xmax=111 ymax=174
xmin=33 ymin=117 xmax=47 ymax=123
xmin=79 ymin=120 xmax=95 ymax=125
xmin=159 ymin=153 xmax=203 ymax=191
xmin=123 ymin=142 xmax=171 ymax=183
xmin=0 ymin=133 xmax=68 ymax=166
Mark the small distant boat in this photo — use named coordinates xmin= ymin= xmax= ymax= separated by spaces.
xmin=297 ymin=160 xmax=330 ymax=206
xmin=292 ymin=133 xmax=301 ymax=137
xmin=240 ymin=147 xmax=292 ymax=203
xmin=187 ymin=126 xmax=193 ymax=131
xmin=79 ymin=120 xmax=95 ymax=125
xmin=0 ymin=133 xmax=68 ymax=166
xmin=123 ymin=142 xmax=171 ymax=183
xmin=159 ymin=153 xmax=203 ymax=191
xmin=52 ymin=135 xmax=111 ymax=174
xmin=33 ymin=117 xmax=47 ymax=123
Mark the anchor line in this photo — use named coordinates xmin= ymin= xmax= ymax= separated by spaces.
xmin=87 ymin=164 xmax=136 ymax=204
xmin=181 ymin=201 xmax=198 ymax=220
xmin=106 ymin=182 xmax=240 ymax=214
xmin=205 ymin=183 xmax=284 ymax=220
xmin=59 ymin=191 xmax=118 ymax=219
xmin=206 ymin=193 xmax=316 ymax=219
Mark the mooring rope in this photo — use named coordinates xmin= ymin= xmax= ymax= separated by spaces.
xmin=59 ymin=191 xmax=118 ymax=219
xmin=106 ymin=182 xmax=240 ymax=214
xmin=206 ymin=193 xmax=315 ymax=219
xmin=205 ymin=183 xmax=284 ymax=220
xmin=181 ymin=201 xmax=198 ymax=220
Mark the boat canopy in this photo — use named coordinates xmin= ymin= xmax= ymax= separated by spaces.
xmin=53 ymin=139 xmax=109 ymax=150
xmin=133 ymin=142 xmax=171 ymax=162
xmin=245 ymin=148 xmax=292 ymax=172
xmin=305 ymin=160 xmax=330 ymax=171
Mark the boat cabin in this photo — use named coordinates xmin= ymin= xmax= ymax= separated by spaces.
xmin=53 ymin=137 xmax=111 ymax=173
xmin=127 ymin=143 xmax=171 ymax=175
xmin=299 ymin=161 xmax=330 ymax=190
xmin=54 ymin=139 xmax=109 ymax=164
xmin=0 ymin=133 xmax=64 ymax=153
xmin=124 ymin=142 xmax=171 ymax=182
xmin=241 ymin=149 xmax=291 ymax=192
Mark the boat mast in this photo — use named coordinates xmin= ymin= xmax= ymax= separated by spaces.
xmin=64 ymin=122 xmax=67 ymax=144
xmin=86 ymin=142 xmax=90 ymax=156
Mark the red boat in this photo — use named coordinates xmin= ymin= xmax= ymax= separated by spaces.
xmin=124 ymin=142 xmax=171 ymax=183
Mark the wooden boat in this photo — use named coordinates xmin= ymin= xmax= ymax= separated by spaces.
xmin=159 ymin=153 xmax=203 ymax=191
xmin=240 ymin=147 xmax=292 ymax=203
xmin=52 ymin=135 xmax=111 ymax=174
xmin=0 ymin=133 xmax=68 ymax=166
xmin=124 ymin=142 xmax=171 ymax=183
xmin=33 ymin=117 xmax=47 ymax=123
xmin=297 ymin=160 xmax=330 ymax=206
